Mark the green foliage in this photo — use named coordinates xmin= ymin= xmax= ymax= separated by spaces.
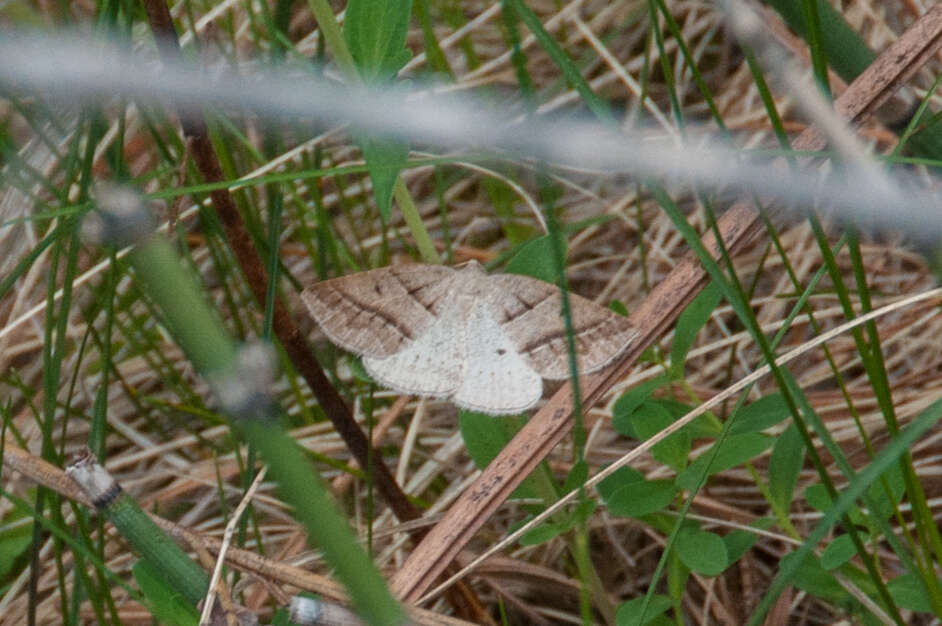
xmin=768 ymin=423 xmax=804 ymax=512
xmin=343 ymin=0 xmax=414 ymax=219
xmin=125 ymin=231 xmax=407 ymax=624
xmin=675 ymin=527 xmax=728 ymax=576
xmin=467 ymin=425 xmax=598 ymax=548
xmin=723 ymin=521 xmax=769 ymax=562
xmin=608 ymin=299 xmax=630 ymax=317
xmin=483 ymin=177 xmax=534 ymax=245
xmin=761 ymin=0 xmax=875 ymax=82
xmin=625 ymin=400 xmax=690 ymax=473
xmin=612 ymin=382 xmax=718 ymax=443
xmin=866 ymin=464 xmax=906 ymax=521
xmin=820 ymin=535 xmax=856 ymax=570
xmin=803 ymin=482 xmax=834 ymax=512
xmin=354 ymin=139 xmax=410 ymax=222
xmin=503 ymin=0 xmax=614 ymax=123
xmin=515 ymin=518 xmax=565 ymax=546
xmin=612 ymin=376 xmax=671 ymax=436
xmin=675 ymin=433 xmax=773 ymax=490
xmin=780 ymin=551 xmax=848 ymax=604
xmin=669 ymin=282 xmax=721 ymax=378
xmin=888 ymin=573 xmax=938 ymax=613
xmin=413 ymin=0 xmax=452 ymax=77
xmin=270 ymin=607 xmax=296 ymax=625
xmin=458 ymin=410 xmax=538 ymax=500
xmin=727 ymin=394 xmax=790 ymax=434
xmin=598 ymin=467 xmax=678 ymax=519
xmin=344 ymin=0 xmax=413 ymax=81
xmin=749 ymin=396 xmax=942 ymax=624
xmin=517 ymin=499 xmax=596 ymax=546
xmin=615 ymin=594 xmax=673 ymax=626
xmin=563 ymin=459 xmax=589 ymax=493
xmin=0 ymin=505 xmax=32 ymax=579
xmin=349 ymin=356 xmax=374 ymax=384
xmin=666 ymin=549 xmax=687 ymax=617
xmin=503 ymin=233 xmax=568 ymax=283
xmin=132 ymin=561 xmax=199 ymax=626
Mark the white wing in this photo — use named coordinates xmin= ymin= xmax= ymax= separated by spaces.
xmin=363 ymin=294 xmax=468 ymax=396
xmin=452 ymin=300 xmax=543 ymax=414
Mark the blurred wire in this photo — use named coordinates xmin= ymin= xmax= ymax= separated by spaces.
xmin=0 ymin=31 xmax=939 ymax=244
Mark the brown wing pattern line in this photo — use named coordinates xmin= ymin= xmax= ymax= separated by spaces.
xmin=301 ymin=265 xmax=456 ymax=358
xmin=490 ymin=274 xmax=639 ymax=379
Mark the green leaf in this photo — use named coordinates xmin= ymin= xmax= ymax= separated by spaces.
xmin=615 ymin=594 xmax=673 ymax=626
xmin=629 ymin=400 xmax=690 ymax=473
xmin=604 ymin=477 xmax=678 ymax=519
xmin=563 ymin=459 xmax=589 ymax=493
xmin=597 ymin=466 xmax=644 ymax=500
xmin=768 ymin=423 xmax=804 ymax=512
xmin=723 ymin=518 xmax=774 ymax=564
xmin=354 ymin=135 xmax=409 ymax=221
xmin=723 ymin=529 xmax=758 ymax=563
xmin=343 ymin=0 xmax=413 ymax=81
xmin=573 ymin=497 xmax=597 ymax=524
xmin=0 ymin=505 xmax=33 ymax=578
xmin=458 ymin=410 xmax=516 ymax=466
xmin=669 ymin=282 xmax=721 ymax=378
xmin=343 ymin=0 xmax=413 ymax=219
xmin=887 ymin=572 xmax=935 ymax=613
xmin=350 ymin=355 xmax=373 ymax=383
xmin=819 ymin=535 xmax=856 ymax=570
xmin=867 ymin=463 xmax=906 ymax=521
xmin=780 ymin=551 xmax=848 ymax=604
xmin=762 ymin=0 xmax=875 ymax=82
xmin=517 ymin=500 xmax=595 ymax=546
xmin=803 ymin=483 xmax=833 ymax=512
xmin=609 ymin=299 xmax=630 ymax=317
xmin=413 ymin=0 xmax=452 ymax=77
xmin=809 ymin=481 xmax=871 ymax=526
xmin=615 ymin=388 xmax=716 ymax=443
xmin=458 ymin=410 xmax=537 ymax=499
xmin=484 ymin=177 xmax=532 ymax=245
xmin=519 ymin=520 xmax=565 ymax=546
xmin=676 ymin=527 xmax=729 ymax=576
xmin=804 ymin=483 xmax=865 ymax=527
xmin=270 ymin=606 xmax=295 ymax=625
xmin=675 ymin=433 xmax=773 ymax=490
xmin=612 ymin=376 xmax=670 ymax=437
xmin=728 ymin=394 xmax=790 ymax=434
xmin=503 ymin=233 xmax=567 ymax=283
xmin=133 ymin=560 xmax=199 ymax=626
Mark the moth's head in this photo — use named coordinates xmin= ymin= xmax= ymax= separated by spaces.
xmin=456 ymin=258 xmax=485 ymax=273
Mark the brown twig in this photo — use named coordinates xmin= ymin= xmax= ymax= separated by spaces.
xmin=389 ymin=4 xmax=942 ymax=603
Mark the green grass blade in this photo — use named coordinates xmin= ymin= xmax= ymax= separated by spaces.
xmin=505 ymin=0 xmax=615 ymax=124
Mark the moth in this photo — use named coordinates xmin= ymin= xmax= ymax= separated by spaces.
xmin=301 ymin=261 xmax=638 ymax=415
